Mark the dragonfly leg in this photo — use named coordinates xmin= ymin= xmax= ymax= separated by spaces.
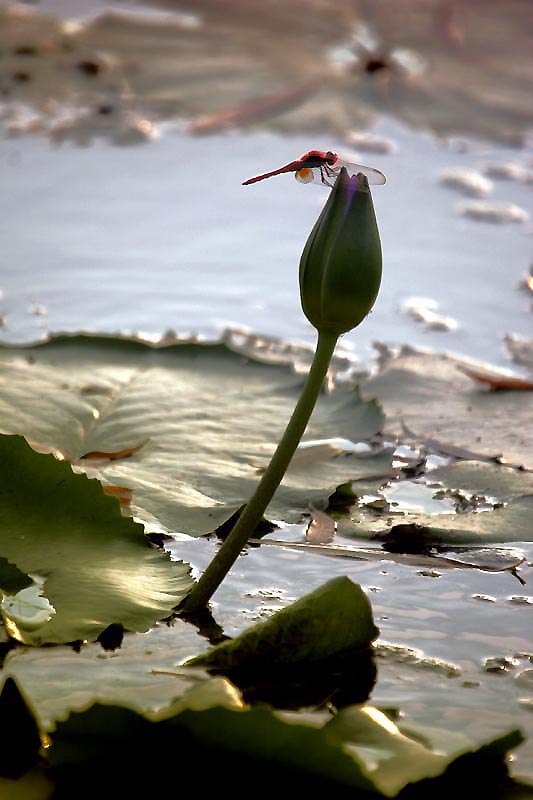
xmin=322 ymin=164 xmax=336 ymax=187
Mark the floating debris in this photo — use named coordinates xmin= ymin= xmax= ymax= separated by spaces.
xmin=483 ymin=655 xmax=520 ymax=673
xmin=459 ymin=201 xmax=529 ymax=224
xmin=505 ymin=334 xmax=533 ymax=369
xmin=28 ymin=303 xmax=46 ymax=315
xmin=508 ymin=596 xmax=533 ymax=605
xmin=472 ymin=593 xmax=496 ymax=603
xmin=401 ymin=297 xmax=458 ymax=332
xmin=345 ymin=130 xmax=398 ymax=154
xmin=483 ymin=162 xmax=533 ymax=182
xmin=80 ymin=440 xmax=148 ymax=461
xmin=306 ymin=504 xmax=336 ymax=544
xmin=439 ymin=168 xmax=493 ymax=197
xmin=519 ymin=265 xmax=533 ymax=294
xmin=102 ymin=484 xmax=133 ymax=508
xmin=374 ymin=641 xmax=461 ymax=677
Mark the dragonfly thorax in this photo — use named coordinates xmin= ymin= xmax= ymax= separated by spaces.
xmin=301 ymin=150 xmax=337 ymax=168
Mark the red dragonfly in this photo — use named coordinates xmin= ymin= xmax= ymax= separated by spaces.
xmin=242 ymin=149 xmax=386 ymax=188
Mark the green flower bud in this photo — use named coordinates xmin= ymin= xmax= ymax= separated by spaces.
xmin=299 ymin=168 xmax=382 ymax=336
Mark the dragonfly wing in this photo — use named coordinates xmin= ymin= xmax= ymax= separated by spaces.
xmin=337 ymin=159 xmax=387 ymax=185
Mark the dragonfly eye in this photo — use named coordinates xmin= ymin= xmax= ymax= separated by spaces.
xmin=324 ymin=151 xmax=337 ymax=165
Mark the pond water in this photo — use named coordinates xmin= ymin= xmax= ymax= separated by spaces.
xmin=1 ymin=120 xmax=532 ymax=373
xmin=1 ymin=0 xmax=532 ymax=787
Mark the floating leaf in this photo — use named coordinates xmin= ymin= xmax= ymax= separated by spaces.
xmin=0 ymin=435 xmax=192 ymax=644
xmin=427 ymin=460 xmax=533 ymax=500
xmin=341 ymin=494 xmax=533 ymax=546
xmin=363 ymin=347 xmax=533 ymax=469
xmin=3 ymin=622 xmax=208 ymax=729
xmin=1 ymin=2 xmax=533 ymax=146
xmin=0 ymin=335 xmax=387 ymax=536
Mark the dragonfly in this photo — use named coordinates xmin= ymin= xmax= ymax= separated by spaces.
xmin=242 ymin=149 xmax=386 ymax=188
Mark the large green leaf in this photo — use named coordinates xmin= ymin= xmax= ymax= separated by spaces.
xmin=0 ymin=435 xmax=192 ymax=644
xmin=0 ymin=335 xmax=386 ymax=535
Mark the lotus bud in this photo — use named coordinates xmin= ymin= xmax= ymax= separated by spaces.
xmin=299 ymin=168 xmax=382 ymax=336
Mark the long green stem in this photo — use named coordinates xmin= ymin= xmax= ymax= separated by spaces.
xmin=181 ymin=330 xmax=338 ymax=614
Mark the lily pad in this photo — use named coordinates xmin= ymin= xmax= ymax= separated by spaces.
xmin=427 ymin=460 xmax=533 ymax=500
xmin=1 ymin=2 xmax=532 ymax=145
xmin=0 ymin=335 xmax=386 ymax=535
xmin=0 ymin=434 xmax=192 ymax=644
xmin=337 ymin=453 xmax=533 ymax=546
xmin=339 ymin=495 xmax=533 ymax=545
xmin=3 ymin=622 xmax=208 ymax=729
xmin=362 ymin=347 xmax=533 ymax=470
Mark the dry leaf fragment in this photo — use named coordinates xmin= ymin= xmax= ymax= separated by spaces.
xmin=189 ymin=80 xmax=321 ymax=135
xmin=102 ymin=485 xmax=133 ymax=507
xmin=306 ymin=504 xmax=336 ymax=544
xmin=459 ymin=366 xmax=533 ymax=391
xmin=79 ymin=384 xmax=113 ymax=396
xmin=80 ymin=440 xmax=148 ymax=461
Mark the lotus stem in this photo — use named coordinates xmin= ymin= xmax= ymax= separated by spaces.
xmin=181 ymin=330 xmax=338 ymax=614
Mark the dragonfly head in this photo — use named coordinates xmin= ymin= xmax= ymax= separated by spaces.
xmin=324 ymin=151 xmax=337 ymax=165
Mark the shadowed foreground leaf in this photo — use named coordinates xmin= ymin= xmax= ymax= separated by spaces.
xmin=187 ymin=576 xmax=378 ymax=671
xmin=0 ymin=678 xmax=43 ymax=779
xmin=187 ymin=576 xmax=379 ymax=708
xmin=0 ymin=435 xmax=192 ymax=644
xmin=44 ymin=694 xmax=524 ymax=797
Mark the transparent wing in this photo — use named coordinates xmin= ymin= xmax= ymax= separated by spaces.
xmin=295 ymin=161 xmax=386 ymax=187
xmin=337 ymin=158 xmax=387 ymax=185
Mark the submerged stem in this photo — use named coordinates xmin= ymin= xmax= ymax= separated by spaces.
xmin=181 ymin=330 xmax=338 ymax=614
